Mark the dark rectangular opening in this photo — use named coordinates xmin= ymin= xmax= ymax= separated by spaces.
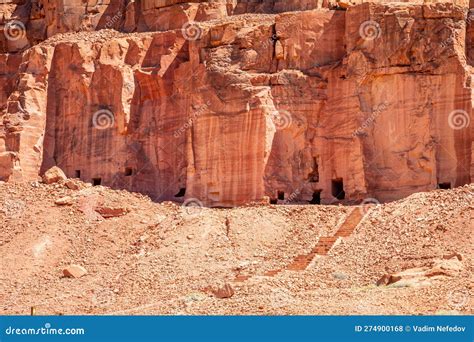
xmin=92 ymin=178 xmax=102 ymax=186
xmin=438 ymin=182 xmax=451 ymax=189
xmin=175 ymin=188 xmax=186 ymax=198
xmin=270 ymin=198 xmax=278 ymax=204
xmin=125 ymin=167 xmax=133 ymax=176
xmin=309 ymin=190 xmax=322 ymax=205
xmin=277 ymin=191 xmax=285 ymax=201
xmin=331 ymin=178 xmax=345 ymax=200
xmin=75 ymin=170 xmax=81 ymax=178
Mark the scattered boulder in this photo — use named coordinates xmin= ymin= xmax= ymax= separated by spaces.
xmin=376 ymin=274 xmax=402 ymax=286
xmin=95 ymin=205 xmax=130 ymax=218
xmin=376 ymin=256 xmax=464 ymax=287
xmin=333 ymin=271 xmax=349 ymax=280
xmin=65 ymin=179 xmax=81 ymax=190
xmin=42 ymin=166 xmax=67 ymax=184
xmin=211 ymin=283 xmax=235 ymax=299
xmin=55 ymin=196 xmax=74 ymax=206
xmin=443 ymin=252 xmax=463 ymax=261
xmin=63 ymin=264 xmax=87 ymax=278
xmin=425 ymin=256 xmax=464 ymax=277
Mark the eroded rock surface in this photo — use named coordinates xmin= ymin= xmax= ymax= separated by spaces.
xmin=0 ymin=1 xmax=473 ymax=206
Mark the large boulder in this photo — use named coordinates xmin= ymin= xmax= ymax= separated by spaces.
xmin=42 ymin=166 xmax=67 ymax=184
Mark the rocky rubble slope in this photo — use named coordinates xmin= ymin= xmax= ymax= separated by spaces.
xmin=0 ymin=179 xmax=472 ymax=315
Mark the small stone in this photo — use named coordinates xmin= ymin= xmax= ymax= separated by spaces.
xmin=95 ymin=206 xmax=129 ymax=218
xmin=185 ymin=292 xmax=207 ymax=302
xmin=443 ymin=252 xmax=463 ymax=261
xmin=376 ymin=274 xmax=402 ymax=286
xmin=187 ymin=234 xmax=194 ymax=240
xmin=333 ymin=272 xmax=349 ymax=280
xmin=212 ymin=283 xmax=234 ymax=299
xmin=63 ymin=264 xmax=87 ymax=278
xmin=55 ymin=196 xmax=74 ymax=206
xmin=65 ymin=179 xmax=80 ymax=190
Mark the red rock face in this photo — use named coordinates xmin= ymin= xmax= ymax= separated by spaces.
xmin=0 ymin=1 xmax=473 ymax=206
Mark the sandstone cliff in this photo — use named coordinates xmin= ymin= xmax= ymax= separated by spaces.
xmin=0 ymin=0 xmax=473 ymax=206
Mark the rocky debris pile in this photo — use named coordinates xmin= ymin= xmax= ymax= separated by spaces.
xmin=39 ymin=167 xmax=132 ymax=219
xmin=315 ymin=184 xmax=473 ymax=286
xmin=376 ymin=254 xmax=465 ymax=288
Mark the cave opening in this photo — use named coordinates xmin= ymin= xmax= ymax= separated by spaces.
xmin=309 ymin=190 xmax=322 ymax=205
xmin=175 ymin=188 xmax=186 ymax=197
xmin=270 ymin=198 xmax=278 ymax=204
xmin=277 ymin=191 xmax=285 ymax=201
xmin=331 ymin=178 xmax=345 ymax=200
xmin=438 ymin=182 xmax=451 ymax=189
xmin=125 ymin=167 xmax=133 ymax=176
xmin=92 ymin=178 xmax=102 ymax=186
xmin=75 ymin=170 xmax=81 ymax=178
